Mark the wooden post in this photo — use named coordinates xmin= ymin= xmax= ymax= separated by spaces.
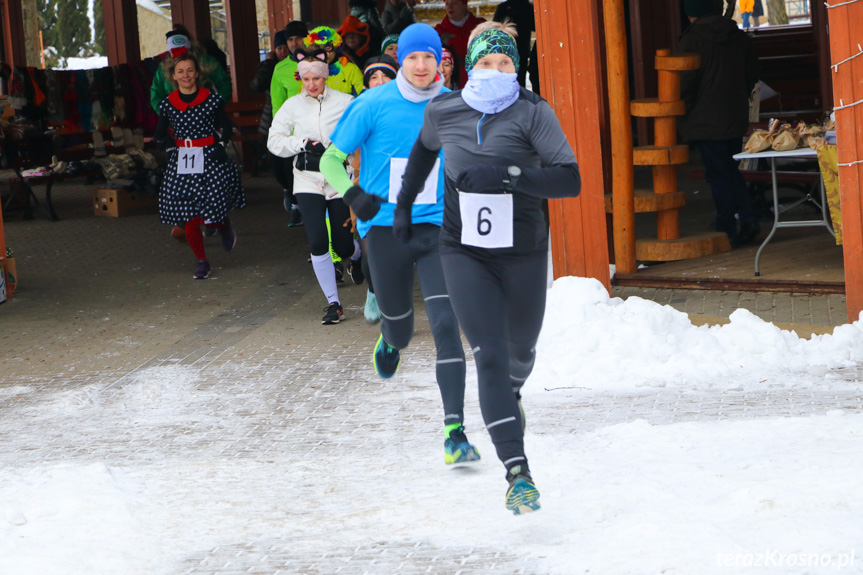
xmin=654 ymin=49 xmax=680 ymax=240
xmin=225 ymin=0 xmax=260 ymax=103
xmin=103 ymin=0 xmax=141 ymax=65
xmin=826 ymin=1 xmax=863 ymax=321
xmin=601 ymin=0 xmax=636 ymax=274
xmin=267 ymin=0 xmax=295 ymax=36
xmin=170 ymin=0 xmax=213 ymax=43
xmin=534 ymin=0 xmax=611 ymax=290
xmin=1 ymin=0 xmax=27 ymax=66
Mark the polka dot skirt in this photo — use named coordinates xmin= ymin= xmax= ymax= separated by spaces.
xmin=158 ymin=90 xmax=246 ymax=225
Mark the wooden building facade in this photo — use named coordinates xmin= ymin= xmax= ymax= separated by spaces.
xmin=2 ymin=0 xmax=862 ymax=320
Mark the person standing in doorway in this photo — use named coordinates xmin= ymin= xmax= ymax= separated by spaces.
xmin=679 ymin=0 xmax=760 ymax=247
xmin=320 ymin=23 xmax=481 ymax=467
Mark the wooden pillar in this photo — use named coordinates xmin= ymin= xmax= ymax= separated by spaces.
xmin=170 ymin=0 xmax=213 ymax=43
xmin=225 ymin=0 xmax=260 ymax=103
xmin=267 ymin=0 xmax=294 ymax=36
xmin=811 ymin=0 xmax=833 ymax=113
xmin=103 ymin=0 xmax=141 ymax=65
xmin=602 ymin=0 xmax=636 ymax=274
xmin=534 ymin=0 xmax=611 ymax=290
xmin=1 ymin=0 xmax=27 ymax=66
xmin=827 ymin=1 xmax=863 ymax=321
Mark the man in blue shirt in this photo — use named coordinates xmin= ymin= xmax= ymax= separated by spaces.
xmin=320 ymin=23 xmax=479 ymax=466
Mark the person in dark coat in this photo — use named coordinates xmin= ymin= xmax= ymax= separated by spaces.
xmin=381 ymin=0 xmax=416 ymax=36
xmin=252 ymin=31 xmax=294 ymax=210
xmin=251 ymin=31 xmax=290 ymax=138
xmin=678 ymin=0 xmax=760 ymax=247
xmin=492 ymin=0 xmax=534 ymax=87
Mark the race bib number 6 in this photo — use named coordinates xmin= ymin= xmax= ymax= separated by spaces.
xmin=458 ymin=192 xmax=514 ymax=249
xmin=177 ymin=147 xmax=204 ymax=175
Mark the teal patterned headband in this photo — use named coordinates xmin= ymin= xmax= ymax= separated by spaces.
xmin=465 ymin=29 xmax=519 ymax=73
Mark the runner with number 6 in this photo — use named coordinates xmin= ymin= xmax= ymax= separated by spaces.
xmin=395 ymin=21 xmax=581 ymax=514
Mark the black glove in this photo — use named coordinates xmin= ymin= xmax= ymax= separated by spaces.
xmin=392 ymin=202 xmax=413 ymax=243
xmin=304 ymin=140 xmax=327 ymax=155
xmin=210 ymin=142 xmax=229 ymax=163
xmin=295 ymin=152 xmax=321 ymax=172
xmin=343 ymin=185 xmax=384 ymax=221
xmin=455 ymin=164 xmax=508 ymax=193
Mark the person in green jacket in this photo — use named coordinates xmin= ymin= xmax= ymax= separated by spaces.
xmin=151 ymin=31 xmax=233 ymax=114
xmin=270 ymin=21 xmax=309 ymax=117
xmin=303 ymin=26 xmax=364 ymax=97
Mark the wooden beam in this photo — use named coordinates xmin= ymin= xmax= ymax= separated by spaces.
xmin=103 ymin=0 xmax=141 ymax=65
xmin=170 ymin=0 xmax=213 ymax=43
xmin=534 ymin=0 xmax=611 ymax=290
xmin=1 ymin=0 xmax=27 ymax=66
xmin=225 ymin=0 xmax=260 ymax=103
xmin=827 ymin=1 xmax=863 ymax=320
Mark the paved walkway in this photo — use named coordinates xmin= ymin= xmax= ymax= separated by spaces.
xmin=1 ymin=177 xmax=858 ymax=572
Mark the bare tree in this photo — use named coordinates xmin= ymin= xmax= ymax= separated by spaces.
xmin=765 ymin=0 xmax=789 ymax=24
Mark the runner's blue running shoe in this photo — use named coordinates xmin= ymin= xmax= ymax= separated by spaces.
xmin=444 ymin=424 xmax=481 ymax=465
xmin=505 ymin=465 xmax=541 ymax=515
xmin=373 ymin=334 xmax=400 ymax=378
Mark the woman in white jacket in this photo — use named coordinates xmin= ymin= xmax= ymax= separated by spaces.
xmin=268 ymin=50 xmax=358 ymax=325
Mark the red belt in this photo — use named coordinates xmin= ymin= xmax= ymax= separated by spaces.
xmin=175 ymin=136 xmax=215 ymax=147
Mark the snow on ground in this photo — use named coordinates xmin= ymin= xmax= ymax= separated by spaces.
xmin=1 ymin=277 xmax=861 ymax=573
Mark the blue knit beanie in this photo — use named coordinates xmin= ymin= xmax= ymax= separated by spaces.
xmin=396 ymin=23 xmax=443 ymax=67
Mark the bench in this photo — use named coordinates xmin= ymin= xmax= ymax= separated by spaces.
xmin=224 ymin=100 xmax=267 ymax=176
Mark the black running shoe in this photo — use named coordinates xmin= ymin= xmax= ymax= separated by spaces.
xmin=289 ymin=207 xmax=303 ymax=227
xmin=193 ymin=260 xmax=211 ymax=280
xmin=334 ymin=261 xmax=345 ymax=283
xmin=322 ymin=302 xmax=344 ymax=325
xmin=347 ymin=257 xmax=364 ymax=285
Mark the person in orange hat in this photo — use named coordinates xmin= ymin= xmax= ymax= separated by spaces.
xmin=338 ymin=15 xmax=379 ymax=69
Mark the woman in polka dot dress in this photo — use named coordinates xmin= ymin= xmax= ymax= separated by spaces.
xmin=155 ymin=53 xmax=246 ymax=279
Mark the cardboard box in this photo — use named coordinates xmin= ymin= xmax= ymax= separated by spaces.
xmin=93 ymin=188 xmax=158 ymax=217
xmin=1 ymin=257 xmax=16 ymax=299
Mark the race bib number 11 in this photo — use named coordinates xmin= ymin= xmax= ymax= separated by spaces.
xmin=458 ymin=192 xmax=513 ymax=249
xmin=177 ymin=147 xmax=204 ymax=175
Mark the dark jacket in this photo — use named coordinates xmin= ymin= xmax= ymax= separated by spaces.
xmin=381 ymin=1 xmax=416 ymax=35
xmin=493 ymin=0 xmax=535 ymax=86
xmin=251 ymin=57 xmax=278 ymax=135
xmin=677 ymin=15 xmax=759 ymax=142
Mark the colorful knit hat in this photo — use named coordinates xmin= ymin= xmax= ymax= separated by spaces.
xmin=305 ymin=26 xmax=342 ymax=49
xmin=363 ymin=55 xmax=398 ymax=88
xmin=465 ymin=28 xmax=519 ymax=73
xmin=441 ymin=48 xmax=454 ymax=65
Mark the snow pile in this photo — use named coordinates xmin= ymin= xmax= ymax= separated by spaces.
xmin=532 ymin=277 xmax=863 ymax=391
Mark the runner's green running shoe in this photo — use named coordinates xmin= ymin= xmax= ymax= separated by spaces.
xmin=505 ymin=465 xmax=541 ymax=515
xmin=373 ymin=334 xmax=400 ymax=378
xmin=444 ymin=424 xmax=481 ymax=465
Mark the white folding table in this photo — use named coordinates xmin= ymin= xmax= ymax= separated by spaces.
xmin=732 ymin=147 xmax=834 ymax=276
